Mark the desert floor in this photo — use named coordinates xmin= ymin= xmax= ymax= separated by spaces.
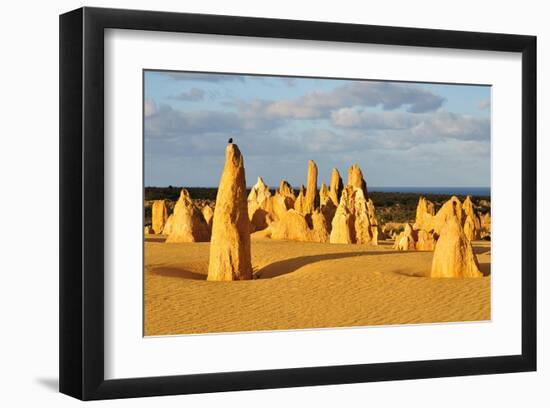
xmin=144 ymin=237 xmax=491 ymax=336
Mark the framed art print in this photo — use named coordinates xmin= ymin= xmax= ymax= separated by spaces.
xmin=59 ymin=7 xmax=536 ymax=400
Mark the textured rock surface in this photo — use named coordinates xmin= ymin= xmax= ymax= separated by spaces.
xmin=462 ymin=196 xmax=481 ymax=240
xmin=367 ymin=198 xmax=382 ymax=244
xmin=353 ymin=189 xmax=374 ymax=244
xmin=393 ymin=224 xmax=417 ymax=251
xmin=415 ymin=195 xmax=463 ymax=235
xmin=207 ymin=144 xmax=253 ymax=281
xmin=347 ymin=164 xmax=368 ymax=198
xmin=201 ymin=204 xmax=214 ymax=230
xmin=166 ymin=190 xmax=210 ymax=243
xmin=247 ymin=176 xmax=273 ymax=232
xmin=415 ymin=229 xmax=436 ymax=251
xmin=271 ymin=179 xmax=295 ymax=220
xmin=277 ymin=179 xmax=296 ymax=202
xmin=319 ymin=182 xmax=330 ymax=207
xmin=430 ymin=216 xmax=482 ymax=278
xmin=161 ymin=214 xmax=174 ymax=235
xmin=270 ymin=209 xmax=314 ymax=242
xmin=152 ymin=200 xmax=168 ymax=234
xmin=480 ymin=212 xmax=491 ymax=239
xmin=303 ymin=160 xmax=318 ymax=214
xmin=329 ymin=194 xmax=354 ymax=244
xmin=294 ymin=185 xmax=307 ymax=214
xmin=329 ymin=172 xmax=379 ymax=245
xmin=414 ymin=197 xmax=435 ymax=231
xmin=311 ymin=210 xmax=330 ymax=243
xmin=329 ymin=167 xmax=343 ymax=206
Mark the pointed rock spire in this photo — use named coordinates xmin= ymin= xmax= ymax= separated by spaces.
xmin=294 ymin=184 xmax=307 ymax=214
xmin=462 ymin=196 xmax=481 ymax=241
xmin=319 ymin=182 xmax=330 ymax=207
xmin=166 ymin=190 xmax=210 ymax=243
xmin=347 ymin=164 xmax=368 ymax=198
xmin=329 ymin=167 xmax=343 ymax=206
xmin=247 ymin=176 xmax=273 ymax=232
xmin=303 ymin=160 xmax=318 ymax=214
xmin=207 ymin=144 xmax=253 ymax=281
xmin=151 ymin=200 xmax=168 ymax=234
xmin=430 ymin=216 xmax=482 ymax=278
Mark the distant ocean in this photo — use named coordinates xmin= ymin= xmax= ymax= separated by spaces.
xmin=368 ymin=186 xmax=491 ymax=196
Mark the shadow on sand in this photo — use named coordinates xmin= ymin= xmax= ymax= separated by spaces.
xmin=151 ymin=267 xmax=206 ymax=280
xmin=149 ymin=250 xmax=490 ymax=281
xmin=150 ymin=250 xmax=406 ymax=280
xmin=255 ymin=250 xmax=404 ymax=279
xmin=145 ymin=236 xmax=167 ymax=243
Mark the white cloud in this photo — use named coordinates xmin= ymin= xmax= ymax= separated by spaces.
xmin=332 ymin=108 xmax=490 ymax=143
xmin=235 ymin=81 xmax=446 ymax=123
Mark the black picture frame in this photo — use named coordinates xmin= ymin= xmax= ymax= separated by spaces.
xmin=59 ymin=7 xmax=537 ymax=401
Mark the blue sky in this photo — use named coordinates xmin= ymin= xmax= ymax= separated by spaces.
xmin=144 ymin=71 xmax=491 ymax=188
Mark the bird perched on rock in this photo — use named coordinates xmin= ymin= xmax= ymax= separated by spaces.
xmin=228 ymin=138 xmax=233 ymax=144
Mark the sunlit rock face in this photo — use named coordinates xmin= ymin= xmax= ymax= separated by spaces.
xmin=207 ymin=144 xmax=252 ymax=281
xmin=430 ymin=216 xmax=482 ymax=278
xmin=166 ymin=189 xmax=210 ymax=243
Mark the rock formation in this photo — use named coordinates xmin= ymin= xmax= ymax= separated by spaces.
xmin=247 ymin=176 xmax=274 ymax=232
xmin=151 ymin=200 xmax=168 ymax=234
xmin=303 ymin=160 xmax=318 ymax=214
xmin=462 ymin=196 xmax=481 ymax=241
xmin=319 ymin=182 xmax=330 ymax=206
xmin=294 ymin=185 xmax=307 ymax=214
xmin=165 ymin=189 xmax=210 ymax=243
xmin=430 ymin=216 xmax=482 ymax=278
xmin=382 ymin=222 xmax=405 ymax=240
xmin=347 ymin=164 xmax=368 ymax=198
xmin=415 ymin=195 xmax=463 ymax=236
xmin=393 ymin=223 xmax=436 ymax=251
xmin=328 ymin=167 xmax=343 ymax=206
xmin=329 ymin=166 xmax=378 ymax=245
xmin=319 ymin=182 xmax=337 ymax=225
xmin=161 ymin=214 xmax=174 ymax=235
xmin=353 ymin=189 xmax=375 ymax=244
xmin=311 ymin=210 xmax=330 ymax=243
xmin=201 ymin=204 xmax=214 ymax=229
xmin=271 ymin=179 xmax=295 ymax=220
xmin=277 ymin=180 xmax=296 ymax=206
xmin=207 ymin=143 xmax=253 ymax=281
xmin=414 ymin=197 xmax=435 ymax=231
xmin=329 ymin=202 xmax=353 ymax=244
xmin=393 ymin=224 xmax=417 ymax=251
xmin=367 ymin=198 xmax=382 ymax=244
xmin=480 ymin=212 xmax=491 ymax=239
xmin=415 ymin=229 xmax=436 ymax=251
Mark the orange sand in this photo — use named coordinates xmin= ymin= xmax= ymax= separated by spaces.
xmin=144 ymin=237 xmax=491 ymax=336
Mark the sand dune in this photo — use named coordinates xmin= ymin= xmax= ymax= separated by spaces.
xmin=144 ymin=236 xmax=491 ymax=336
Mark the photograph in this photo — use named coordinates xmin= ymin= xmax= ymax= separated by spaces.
xmin=143 ymin=70 xmax=492 ymax=336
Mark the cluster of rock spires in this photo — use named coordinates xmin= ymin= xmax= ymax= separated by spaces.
xmin=392 ymin=195 xmax=488 ymax=278
xmin=246 ymin=161 xmax=382 ymax=246
xmin=393 ymin=195 xmax=489 ymax=251
xmin=148 ymin=192 xmax=214 ymax=242
xmin=145 ymin=142 xmax=488 ymax=280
